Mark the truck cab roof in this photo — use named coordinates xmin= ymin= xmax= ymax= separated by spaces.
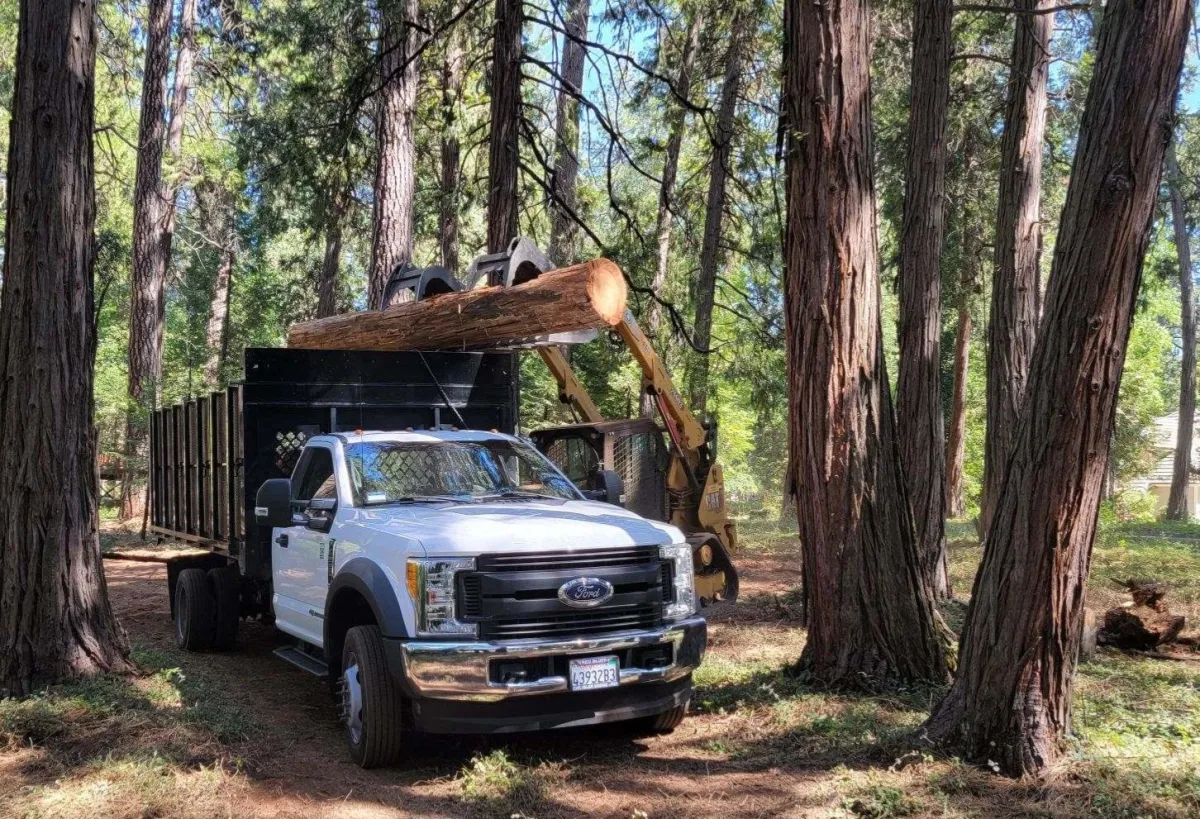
xmin=320 ymin=429 xmax=518 ymax=446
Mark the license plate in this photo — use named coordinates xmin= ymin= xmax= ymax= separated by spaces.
xmin=568 ymin=655 xmax=620 ymax=691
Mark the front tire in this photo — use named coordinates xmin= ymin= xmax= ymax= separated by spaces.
xmin=628 ymin=702 xmax=688 ymax=736
xmin=340 ymin=625 xmax=404 ymax=768
xmin=175 ymin=568 xmax=216 ymax=651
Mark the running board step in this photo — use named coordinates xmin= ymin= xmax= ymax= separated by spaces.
xmin=274 ymin=645 xmax=329 ymax=677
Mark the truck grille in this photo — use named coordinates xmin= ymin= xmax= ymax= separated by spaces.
xmin=460 ymin=546 xmax=669 ymax=639
xmin=476 ymin=546 xmax=660 ymax=573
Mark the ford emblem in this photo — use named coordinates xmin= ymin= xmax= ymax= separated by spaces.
xmin=558 ymin=577 xmax=614 ymax=609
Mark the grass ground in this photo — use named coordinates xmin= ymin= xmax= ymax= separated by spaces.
xmin=1 ymin=520 xmax=1198 ymax=818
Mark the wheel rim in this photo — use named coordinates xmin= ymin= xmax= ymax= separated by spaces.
xmin=342 ymin=655 xmax=363 ymax=746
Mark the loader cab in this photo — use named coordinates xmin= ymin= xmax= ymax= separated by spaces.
xmin=531 ymin=418 xmax=670 ymax=523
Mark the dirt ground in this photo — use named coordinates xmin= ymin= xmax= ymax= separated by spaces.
xmin=93 ymin=547 xmax=824 ymax=818
xmin=5 ymin=527 xmax=1198 ymax=818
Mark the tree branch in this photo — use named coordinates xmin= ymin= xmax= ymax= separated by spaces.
xmin=953 ymin=3 xmax=1091 ymax=14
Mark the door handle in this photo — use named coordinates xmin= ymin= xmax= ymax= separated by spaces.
xmin=276 ymin=533 xmax=289 ymax=548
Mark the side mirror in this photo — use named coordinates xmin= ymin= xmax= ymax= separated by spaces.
xmin=583 ymin=469 xmax=625 ymax=507
xmin=305 ymin=497 xmax=337 ymax=533
xmin=255 ymin=478 xmax=293 ymax=528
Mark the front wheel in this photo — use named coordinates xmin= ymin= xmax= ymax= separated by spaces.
xmin=340 ymin=625 xmax=404 ymax=768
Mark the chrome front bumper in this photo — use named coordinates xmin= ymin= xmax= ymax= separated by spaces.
xmin=396 ymin=616 xmax=706 ymax=702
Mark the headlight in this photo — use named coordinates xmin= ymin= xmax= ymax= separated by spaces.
xmin=660 ymin=543 xmax=695 ymax=620
xmin=406 ymin=557 xmax=477 ymax=637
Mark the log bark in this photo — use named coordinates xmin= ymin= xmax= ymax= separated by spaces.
xmin=691 ymin=10 xmax=748 ymax=415
xmin=925 ymin=0 xmax=1190 ymax=776
xmin=0 ymin=0 xmax=132 ymax=694
xmin=642 ymin=11 xmax=701 ymax=418
xmin=487 ymin=0 xmax=523 ymax=253
xmin=897 ymin=0 xmax=952 ymax=598
xmin=439 ymin=15 xmax=465 ymax=274
xmin=1167 ymin=140 xmax=1195 ymax=520
xmin=121 ymin=0 xmax=175 ymax=519
xmin=547 ymin=0 xmax=589 ymax=266
xmin=368 ymin=0 xmax=420 ymax=309
xmin=781 ymin=0 xmax=949 ymax=685
xmin=287 ymin=259 xmax=628 ymax=351
xmin=980 ymin=0 xmax=1052 ymax=538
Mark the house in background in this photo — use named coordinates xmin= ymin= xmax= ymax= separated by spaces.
xmin=1126 ymin=411 xmax=1200 ymax=517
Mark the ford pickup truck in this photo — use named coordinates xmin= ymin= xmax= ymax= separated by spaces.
xmin=150 ymin=348 xmax=706 ymax=767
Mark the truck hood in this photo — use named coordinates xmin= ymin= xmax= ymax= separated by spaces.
xmin=341 ymin=499 xmax=683 ymax=555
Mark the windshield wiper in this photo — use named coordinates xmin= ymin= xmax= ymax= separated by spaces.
xmin=475 ymin=490 xmax=557 ymax=502
xmin=369 ymin=494 xmax=466 ymax=506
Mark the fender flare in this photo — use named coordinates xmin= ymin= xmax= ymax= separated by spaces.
xmin=324 ymin=557 xmax=409 ymax=645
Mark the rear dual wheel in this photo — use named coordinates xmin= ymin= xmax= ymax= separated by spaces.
xmin=174 ymin=567 xmax=240 ymax=651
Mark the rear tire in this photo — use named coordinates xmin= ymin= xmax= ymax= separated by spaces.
xmin=340 ymin=625 xmax=404 ymax=768
xmin=175 ymin=568 xmax=216 ymax=651
xmin=207 ymin=567 xmax=240 ymax=650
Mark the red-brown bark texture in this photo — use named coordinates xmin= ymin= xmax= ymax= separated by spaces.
xmin=926 ymin=0 xmax=1191 ymax=776
xmin=0 ymin=0 xmax=132 ymax=695
xmin=547 ymin=0 xmax=589 ymax=266
xmin=439 ymin=18 xmax=466 ymax=275
xmin=782 ymin=0 xmax=948 ymax=685
xmin=896 ymin=0 xmax=952 ymax=598
xmin=487 ymin=0 xmax=523 ymax=253
xmin=980 ymin=0 xmax=1053 ymax=538
xmin=121 ymin=0 xmax=175 ymax=518
xmin=368 ymin=0 xmax=420 ymax=309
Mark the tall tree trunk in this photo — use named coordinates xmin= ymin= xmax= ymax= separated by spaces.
xmin=203 ymin=248 xmax=234 ymax=389
xmin=1167 ymin=140 xmax=1195 ymax=520
xmin=642 ymin=12 xmax=701 ymax=419
xmin=317 ymin=185 xmax=346 ymax=319
xmin=121 ymin=0 xmax=175 ymax=520
xmin=160 ymin=0 xmax=198 ymax=257
xmin=546 ymin=0 xmax=589 ymax=265
xmin=896 ymin=0 xmax=952 ymax=598
xmin=368 ymin=0 xmax=420 ymax=309
xmin=980 ymin=0 xmax=1052 ymax=537
xmin=690 ymin=11 xmax=748 ymax=415
xmin=781 ymin=0 xmax=949 ymax=685
xmin=166 ymin=0 xmax=197 ymax=164
xmin=945 ymin=300 xmax=971 ymax=519
xmin=439 ymin=17 xmax=465 ymax=274
xmin=487 ymin=0 xmax=523 ymax=253
xmin=926 ymin=0 xmax=1190 ymax=776
xmin=0 ymin=0 xmax=132 ymax=694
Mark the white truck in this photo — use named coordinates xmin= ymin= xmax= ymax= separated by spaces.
xmin=151 ymin=348 xmax=706 ymax=767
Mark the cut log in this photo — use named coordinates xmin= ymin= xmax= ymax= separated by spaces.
xmin=287 ymin=259 xmax=628 ymax=352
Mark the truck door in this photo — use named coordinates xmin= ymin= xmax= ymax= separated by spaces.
xmin=273 ymin=444 xmax=338 ymax=646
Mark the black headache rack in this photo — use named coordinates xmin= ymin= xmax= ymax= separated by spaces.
xmin=148 ymin=347 xmax=518 ymax=579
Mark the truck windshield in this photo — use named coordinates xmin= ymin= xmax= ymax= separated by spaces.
xmin=343 ymin=439 xmax=582 ymax=506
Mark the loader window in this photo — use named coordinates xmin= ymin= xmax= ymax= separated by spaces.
xmin=545 ymin=436 xmax=599 ymax=484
